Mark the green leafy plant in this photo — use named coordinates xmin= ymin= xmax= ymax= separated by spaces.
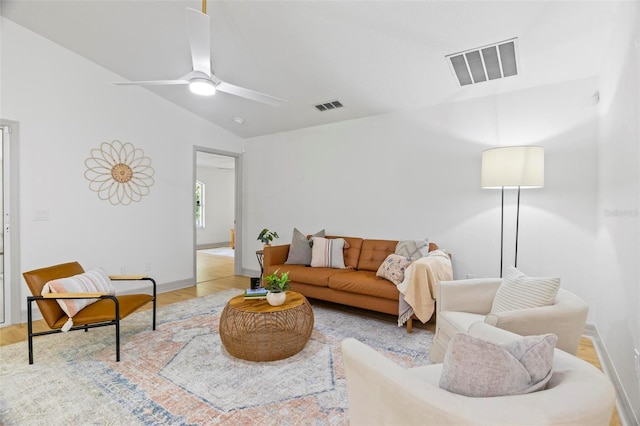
xmin=263 ymin=269 xmax=290 ymax=293
xmin=257 ymin=228 xmax=279 ymax=245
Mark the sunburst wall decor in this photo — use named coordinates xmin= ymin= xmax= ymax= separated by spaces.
xmin=84 ymin=140 xmax=155 ymax=205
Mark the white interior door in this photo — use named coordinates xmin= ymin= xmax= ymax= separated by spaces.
xmin=0 ymin=126 xmax=5 ymax=324
xmin=0 ymin=120 xmax=20 ymax=326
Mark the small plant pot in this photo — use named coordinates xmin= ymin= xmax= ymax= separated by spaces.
xmin=266 ymin=291 xmax=286 ymax=306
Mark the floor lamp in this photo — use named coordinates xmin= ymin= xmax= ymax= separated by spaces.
xmin=481 ymin=146 xmax=544 ymax=277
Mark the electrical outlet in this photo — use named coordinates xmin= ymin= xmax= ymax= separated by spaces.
xmin=467 ymin=273 xmax=477 ymax=279
xmin=144 ymin=262 xmax=151 ymax=273
xmin=120 ymin=264 xmax=126 ymax=275
xmin=33 ymin=209 xmax=49 ymax=221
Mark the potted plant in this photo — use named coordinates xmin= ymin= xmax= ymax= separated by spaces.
xmin=263 ymin=269 xmax=290 ymax=306
xmin=257 ymin=228 xmax=279 ymax=246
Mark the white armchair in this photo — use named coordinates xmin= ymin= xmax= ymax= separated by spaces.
xmin=342 ymin=322 xmax=615 ymax=426
xmin=429 ymin=278 xmax=589 ymax=363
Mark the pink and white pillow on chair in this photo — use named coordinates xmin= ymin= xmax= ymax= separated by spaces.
xmin=41 ymin=268 xmax=115 ymax=331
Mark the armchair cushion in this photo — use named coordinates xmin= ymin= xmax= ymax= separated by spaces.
xmin=439 ymin=332 xmax=557 ymax=397
xmin=491 ymin=266 xmax=560 ymax=313
xmin=41 ymin=268 xmax=115 ymax=318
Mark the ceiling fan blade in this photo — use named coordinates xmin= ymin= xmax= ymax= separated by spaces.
xmin=186 ymin=8 xmax=212 ymax=77
xmin=216 ymin=80 xmax=287 ymax=106
xmin=113 ymin=80 xmax=189 ymax=86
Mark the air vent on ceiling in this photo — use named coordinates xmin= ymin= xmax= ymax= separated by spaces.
xmin=446 ymin=38 xmax=518 ymax=87
xmin=315 ymin=100 xmax=343 ymax=112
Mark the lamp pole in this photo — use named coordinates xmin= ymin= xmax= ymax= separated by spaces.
xmin=500 ymin=187 xmax=504 ymax=278
xmin=515 ymin=186 xmax=521 ymax=268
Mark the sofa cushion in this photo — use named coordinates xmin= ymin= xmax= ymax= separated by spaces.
xmin=328 ymin=271 xmax=399 ymax=300
xmin=395 ymin=239 xmax=429 ymax=260
xmin=270 ymin=264 xmax=351 ymax=287
xmin=285 ymin=228 xmax=325 ymax=265
xmin=357 ymin=239 xmax=398 ymax=272
xmin=439 ymin=332 xmax=557 ymax=397
xmin=311 ymin=237 xmax=347 ymax=268
xmin=376 ymin=254 xmax=412 ymax=285
xmin=491 ymin=266 xmax=560 ymax=314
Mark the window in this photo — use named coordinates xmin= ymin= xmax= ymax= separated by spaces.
xmin=195 ymin=180 xmax=205 ymax=228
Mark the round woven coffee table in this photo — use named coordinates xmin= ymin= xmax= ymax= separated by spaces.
xmin=219 ymin=291 xmax=314 ymax=361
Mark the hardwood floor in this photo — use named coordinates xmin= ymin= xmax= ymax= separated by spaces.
xmin=0 ymin=251 xmax=622 ymax=425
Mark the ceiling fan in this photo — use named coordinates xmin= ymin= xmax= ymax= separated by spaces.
xmin=113 ymin=5 xmax=286 ymax=106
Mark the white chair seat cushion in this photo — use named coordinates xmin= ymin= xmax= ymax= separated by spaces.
xmin=411 ymin=364 xmax=444 ymax=387
xmin=430 ymin=311 xmax=485 ymax=363
xmin=437 ymin=311 xmax=485 ymax=341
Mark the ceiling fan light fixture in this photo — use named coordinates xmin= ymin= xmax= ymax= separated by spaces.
xmin=189 ymin=78 xmax=216 ymax=96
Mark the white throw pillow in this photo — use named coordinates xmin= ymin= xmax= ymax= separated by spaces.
xmin=491 ymin=266 xmax=560 ymax=313
xmin=310 ymin=237 xmax=347 ymax=268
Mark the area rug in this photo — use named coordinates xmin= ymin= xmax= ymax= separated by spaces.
xmin=0 ymin=289 xmax=433 ymax=425
xmin=200 ymin=247 xmax=234 ymax=257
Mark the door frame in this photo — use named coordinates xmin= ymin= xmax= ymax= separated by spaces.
xmin=193 ymin=146 xmax=242 ymax=278
xmin=0 ymin=119 xmax=21 ymax=326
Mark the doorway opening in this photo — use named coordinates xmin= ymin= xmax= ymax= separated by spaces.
xmin=193 ymin=148 xmax=242 ymax=286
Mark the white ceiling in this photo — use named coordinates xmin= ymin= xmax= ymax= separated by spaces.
xmin=1 ymin=0 xmax=617 ymax=138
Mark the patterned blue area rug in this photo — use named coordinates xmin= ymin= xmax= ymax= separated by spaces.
xmin=0 ymin=289 xmax=433 ymax=425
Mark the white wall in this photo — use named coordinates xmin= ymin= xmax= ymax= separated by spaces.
xmin=0 ymin=18 xmax=243 ymax=313
xmin=243 ymin=77 xmax=600 ymax=309
xmin=597 ymin=1 xmax=640 ymax=420
xmin=196 ymin=165 xmax=235 ymax=247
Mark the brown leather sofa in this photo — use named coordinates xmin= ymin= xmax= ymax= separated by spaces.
xmin=263 ymin=236 xmax=439 ymax=331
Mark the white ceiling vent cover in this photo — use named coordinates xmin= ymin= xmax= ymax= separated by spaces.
xmin=446 ymin=38 xmax=518 ymax=87
xmin=315 ymin=100 xmax=343 ymax=112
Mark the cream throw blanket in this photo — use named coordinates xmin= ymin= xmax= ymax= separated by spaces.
xmin=397 ymin=250 xmax=453 ymax=326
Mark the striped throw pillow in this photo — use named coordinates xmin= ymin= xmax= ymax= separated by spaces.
xmin=490 ymin=267 xmax=560 ymax=313
xmin=42 ymin=268 xmax=115 ymax=318
xmin=310 ymin=237 xmax=347 ymax=269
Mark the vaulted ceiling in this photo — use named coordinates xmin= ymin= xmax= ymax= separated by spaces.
xmin=1 ymin=1 xmax=617 ymax=138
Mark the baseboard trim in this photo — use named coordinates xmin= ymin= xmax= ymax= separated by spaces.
xmin=20 ymin=278 xmax=195 ymax=324
xmin=584 ymin=323 xmax=638 ymax=426
xmin=242 ymin=268 xmax=261 ymax=278
xmin=196 ymin=242 xmax=231 ymax=250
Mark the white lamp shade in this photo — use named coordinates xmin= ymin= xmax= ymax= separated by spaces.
xmin=481 ymin=146 xmax=544 ymax=189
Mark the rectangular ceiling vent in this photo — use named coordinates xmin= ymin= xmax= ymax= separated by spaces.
xmin=315 ymin=100 xmax=343 ymax=112
xmin=446 ymin=38 xmax=518 ymax=87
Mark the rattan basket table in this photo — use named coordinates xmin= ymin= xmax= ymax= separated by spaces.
xmin=219 ymin=291 xmax=314 ymax=361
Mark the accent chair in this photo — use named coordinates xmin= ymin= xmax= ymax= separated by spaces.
xmin=23 ymin=261 xmax=156 ymax=364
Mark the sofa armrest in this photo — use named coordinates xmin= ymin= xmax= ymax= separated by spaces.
xmin=437 ymin=278 xmax=502 ymax=314
xmin=263 ymin=244 xmax=290 ymax=272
